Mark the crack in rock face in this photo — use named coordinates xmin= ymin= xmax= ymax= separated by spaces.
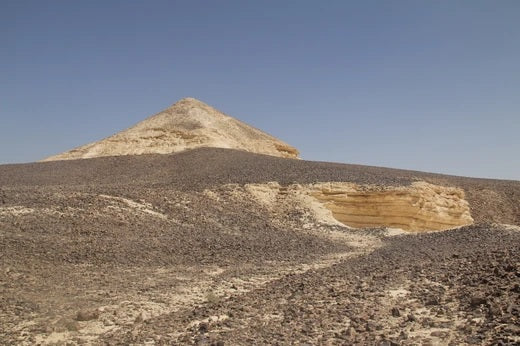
xmin=310 ymin=182 xmax=473 ymax=231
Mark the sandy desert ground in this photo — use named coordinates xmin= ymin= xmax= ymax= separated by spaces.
xmin=1 ymin=148 xmax=519 ymax=345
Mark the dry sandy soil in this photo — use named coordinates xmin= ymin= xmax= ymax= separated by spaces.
xmin=1 ymin=148 xmax=519 ymax=345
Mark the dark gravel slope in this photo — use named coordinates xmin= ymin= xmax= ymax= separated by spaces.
xmin=105 ymin=225 xmax=520 ymax=345
xmin=1 ymin=147 xmax=519 ymax=224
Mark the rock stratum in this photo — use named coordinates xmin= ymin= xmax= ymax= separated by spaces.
xmin=311 ymin=182 xmax=474 ymax=231
xmin=43 ymin=98 xmax=299 ymax=161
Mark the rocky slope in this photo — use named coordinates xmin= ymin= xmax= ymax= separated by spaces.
xmin=43 ymin=98 xmax=299 ymax=161
xmin=5 ymin=148 xmax=520 ymax=226
xmin=1 ymin=149 xmax=519 ymax=344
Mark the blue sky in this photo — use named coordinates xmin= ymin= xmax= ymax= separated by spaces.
xmin=1 ymin=1 xmax=519 ymax=180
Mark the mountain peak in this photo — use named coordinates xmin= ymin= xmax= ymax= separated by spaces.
xmin=180 ymin=96 xmax=203 ymax=102
xmin=173 ymin=97 xmax=208 ymax=107
xmin=43 ymin=98 xmax=299 ymax=161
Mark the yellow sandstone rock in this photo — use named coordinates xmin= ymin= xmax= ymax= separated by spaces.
xmin=310 ymin=182 xmax=473 ymax=231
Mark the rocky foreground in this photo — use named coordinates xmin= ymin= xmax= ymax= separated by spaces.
xmin=105 ymin=225 xmax=520 ymax=345
xmin=1 ymin=148 xmax=519 ymax=345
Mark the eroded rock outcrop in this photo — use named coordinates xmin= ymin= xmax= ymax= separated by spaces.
xmin=241 ymin=181 xmax=473 ymax=232
xmin=310 ymin=182 xmax=473 ymax=231
xmin=43 ymin=98 xmax=299 ymax=161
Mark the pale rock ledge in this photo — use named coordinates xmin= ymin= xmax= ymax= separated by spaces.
xmin=310 ymin=181 xmax=473 ymax=231
xmin=241 ymin=181 xmax=474 ymax=232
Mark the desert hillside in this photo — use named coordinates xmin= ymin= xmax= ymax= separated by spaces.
xmin=1 ymin=148 xmax=519 ymax=345
xmin=43 ymin=98 xmax=299 ymax=161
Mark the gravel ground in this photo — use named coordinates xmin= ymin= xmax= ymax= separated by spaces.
xmin=1 ymin=148 xmax=519 ymax=345
xmin=104 ymin=225 xmax=519 ymax=345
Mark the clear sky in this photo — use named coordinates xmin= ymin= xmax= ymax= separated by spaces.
xmin=1 ymin=1 xmax=519 ymax=180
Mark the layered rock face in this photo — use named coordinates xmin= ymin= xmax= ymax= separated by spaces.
xmin=43 ymin=98 xmax=299 ymax=161
xmin=311 ymin=182 xmax=473 ymax=231
xmin=230 ymin=180 xmax=474 ymax=232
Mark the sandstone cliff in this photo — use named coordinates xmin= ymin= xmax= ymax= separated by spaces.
xmin=310 ymin=182 xmax=474 ymax=231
